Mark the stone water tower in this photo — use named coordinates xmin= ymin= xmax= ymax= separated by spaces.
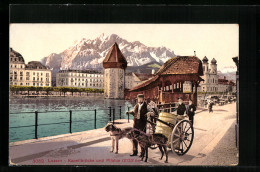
xmin=103 ymin=42 xmax=127 ymax=99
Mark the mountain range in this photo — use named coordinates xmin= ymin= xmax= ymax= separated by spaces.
xmin=41 ymin=33 xmax=176 ymax=72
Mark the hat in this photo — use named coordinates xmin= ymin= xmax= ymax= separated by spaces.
xmin=178 ymin=97 xmax=183 ymax=100
xmin=137 ymin=94 xmax=144 ymax=98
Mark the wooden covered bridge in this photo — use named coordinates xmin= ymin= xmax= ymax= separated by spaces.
xmin=125 ymin=56 xmax=204 ymax=106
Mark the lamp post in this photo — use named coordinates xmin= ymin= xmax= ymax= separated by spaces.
xmin=232 ymin=56 xmax=239 ymax=148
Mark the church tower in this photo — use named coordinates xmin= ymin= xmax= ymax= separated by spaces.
xmin=210 ymin=58 xmax=218 ymax=89
xmin=202 ymin=56 xmax=209 ymax=74
xmin=103 ymin=43 xmax=128 ymax=99
xmin=210 ymin=58 xmax=217 ymax=74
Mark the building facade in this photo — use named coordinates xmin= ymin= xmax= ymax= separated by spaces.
xmin=218 ymin=77 xmax=236 ymax=93
xmin=9 ymin=48 xmax=52 ymax=87
xmin=103 ymin=43 xmax=128 ymax=99
xmin=199 ymin=56 xmax=236 ymax=93
xmin=56 ymin=70 xmax=104 ymax=89
xmin=200 ymin=56 xmax=219 ymax=92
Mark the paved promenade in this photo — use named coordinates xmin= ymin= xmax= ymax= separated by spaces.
xmin=9 ymin=103 xmax=238 ymax=166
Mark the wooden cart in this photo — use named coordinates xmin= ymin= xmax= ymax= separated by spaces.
xmin=147 ymin=112 xmax=194 ymax=156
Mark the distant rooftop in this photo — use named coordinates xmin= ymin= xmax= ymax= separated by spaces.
xmin=9 ymin=48 xmax=25 ymax=64
xmin=58 ymin=69 xmax=103 ymax=74
xmin=26 ymin=61 xmax=50 ymax=70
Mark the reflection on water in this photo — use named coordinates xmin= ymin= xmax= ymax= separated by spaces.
xmin=9 ymin=96 xmax=135 ymax=142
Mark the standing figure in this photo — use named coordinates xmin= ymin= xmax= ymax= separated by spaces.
xmin=177 ymin=97 xmax=186 ymax=115
xmin=146 ymin=100 xmax=158 ymax=134
xmin=126 ymin=94 xmax=148 ymax=156
xmin=186 ymin=99 xmax=197 ymax=125
xmin=175 ymin=97 xmax=187 ymax=150
xmin=208 ymin=99 xmax=214 ymax=113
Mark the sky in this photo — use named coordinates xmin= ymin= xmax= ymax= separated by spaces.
xmin=10 ymin=24 xmax=238 ymax=72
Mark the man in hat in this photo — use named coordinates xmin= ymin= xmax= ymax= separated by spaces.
xmin=186 ymin=99 xmax=196 ymax=125
xmin=126 ymin=94 xmax=148 ymax=156
xmin=176 ymin=97 xmax=186 ymax=115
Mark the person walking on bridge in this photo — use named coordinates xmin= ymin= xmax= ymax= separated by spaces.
xmin=177 ymin=97 xmax=186 ymax=115
xmin=186 ymin=99 xmax=196 ymax=125
xmin=208 ymin=99 xmax=214 ymax=113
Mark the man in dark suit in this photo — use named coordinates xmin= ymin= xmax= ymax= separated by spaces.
xmin=126 ymin=94 xmax=148 ymax=156
xmin=186 ymin=99 xmax=197 ymax=125
xmin=177 ymin=97 xmax=186 ymax=115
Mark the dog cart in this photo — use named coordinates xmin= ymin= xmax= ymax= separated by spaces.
xmin=147 ymin=112 xmax=194 ymax=156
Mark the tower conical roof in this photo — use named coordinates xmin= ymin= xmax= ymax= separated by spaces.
xmin=202 ymin=56 xmax=208 ymax=63
xmin=103 ymin=42 xmax=127 ymax=69
xmin=211 ymin=58 xmax=217 ymax=64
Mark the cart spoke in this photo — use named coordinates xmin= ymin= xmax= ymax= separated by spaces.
xmin=172 ymin=138 xmax=179 ymax=144
xmin=183 ymin=122 xmax=188 ymax=133
xmin=183 ymin=140 xmax=188 ymax=149
xmin=174 ymin=133 xmax=180 ymax=137
xmin=185 ymin=126 xmax=191 ymax=133
xmin=176 ymin=126 xmax=181 ymax=134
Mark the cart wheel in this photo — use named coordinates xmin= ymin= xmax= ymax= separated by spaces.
xmin=171 ymin=120 xmax=194 ymax=156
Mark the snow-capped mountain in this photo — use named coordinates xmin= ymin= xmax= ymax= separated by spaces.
xmin=41 ymin=33 xmax=176 ymax=70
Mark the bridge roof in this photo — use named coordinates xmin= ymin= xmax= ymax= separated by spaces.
xmin=129 ymin=56 xmax=203 ymax=91
xmin=155 ymin=56 xmax=203 ymax=75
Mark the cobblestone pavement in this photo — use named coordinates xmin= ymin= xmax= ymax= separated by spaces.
xmin=200 ymin=121 xmax=238 ymax=166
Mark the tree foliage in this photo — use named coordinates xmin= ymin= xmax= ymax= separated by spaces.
xmin=9 ymin=85 xmax=104 ymax=96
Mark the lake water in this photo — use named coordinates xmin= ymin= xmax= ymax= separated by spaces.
xmin=9 ymin=96 xmax=135 ymax=142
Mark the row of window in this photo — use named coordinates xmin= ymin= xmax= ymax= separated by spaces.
xmin=59 ymin=82 xmax=104 ymax=87
xmin=60 ymin=78 xmax=104 ymax=82
xmin=32 ymin=77 xmax=49 ymax=81
xmin=202 ymin=87 xmax=218 ymax=92
xmin=59 ymin=73 xmax=102 ymax=77
xmin=10 ymin=71 xmax=50 ymax=77
xmin=10 ymin=64 xmax=24 ymax=69
xmin=11 ymin=82 xmax=49 ymax=86
xmin=10 ymin=76 xmax=50 ymax=81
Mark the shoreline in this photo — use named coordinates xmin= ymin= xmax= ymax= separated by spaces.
xmin=9 ymin=94 xmax=104 ymax=99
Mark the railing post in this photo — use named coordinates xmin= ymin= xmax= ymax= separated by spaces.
xmin=113 ymin=108 xmax=115 ymax=124
xmin=109 ymin=107 xmax=111 ymax=122
xmin=119 ymin=106 xmax=121 ymax=119
xmin=127 ymin=106 xmax=130 ymax=123
xmin=35 ymin=111 xmax=38 ymax=139
xmin=94 ymin=109 xmax=97 ymax=129
xmin=69 ymin=110 xmax=72 ymax=133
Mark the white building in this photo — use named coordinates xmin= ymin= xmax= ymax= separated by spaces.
xmin=200 ymin=56 xmax=218 ymax=92
xmin=9 ymin=48 xmax=51 ymax=87
xmin=218 ymin=76 xmax=236 ymax=93
xmin=199 ymin=56 xmax=236 ymax=93
xmin=56 ymin=70 xmax=104 ymax=89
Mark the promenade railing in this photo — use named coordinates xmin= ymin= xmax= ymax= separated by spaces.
xmin=10 ymin=106 xmax=132 ymax=141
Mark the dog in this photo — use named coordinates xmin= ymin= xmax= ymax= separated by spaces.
xmin=127 ymin=128 xmax=168 ymax=163
xmin=105 ymin=123 xmax=132 ymax=154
